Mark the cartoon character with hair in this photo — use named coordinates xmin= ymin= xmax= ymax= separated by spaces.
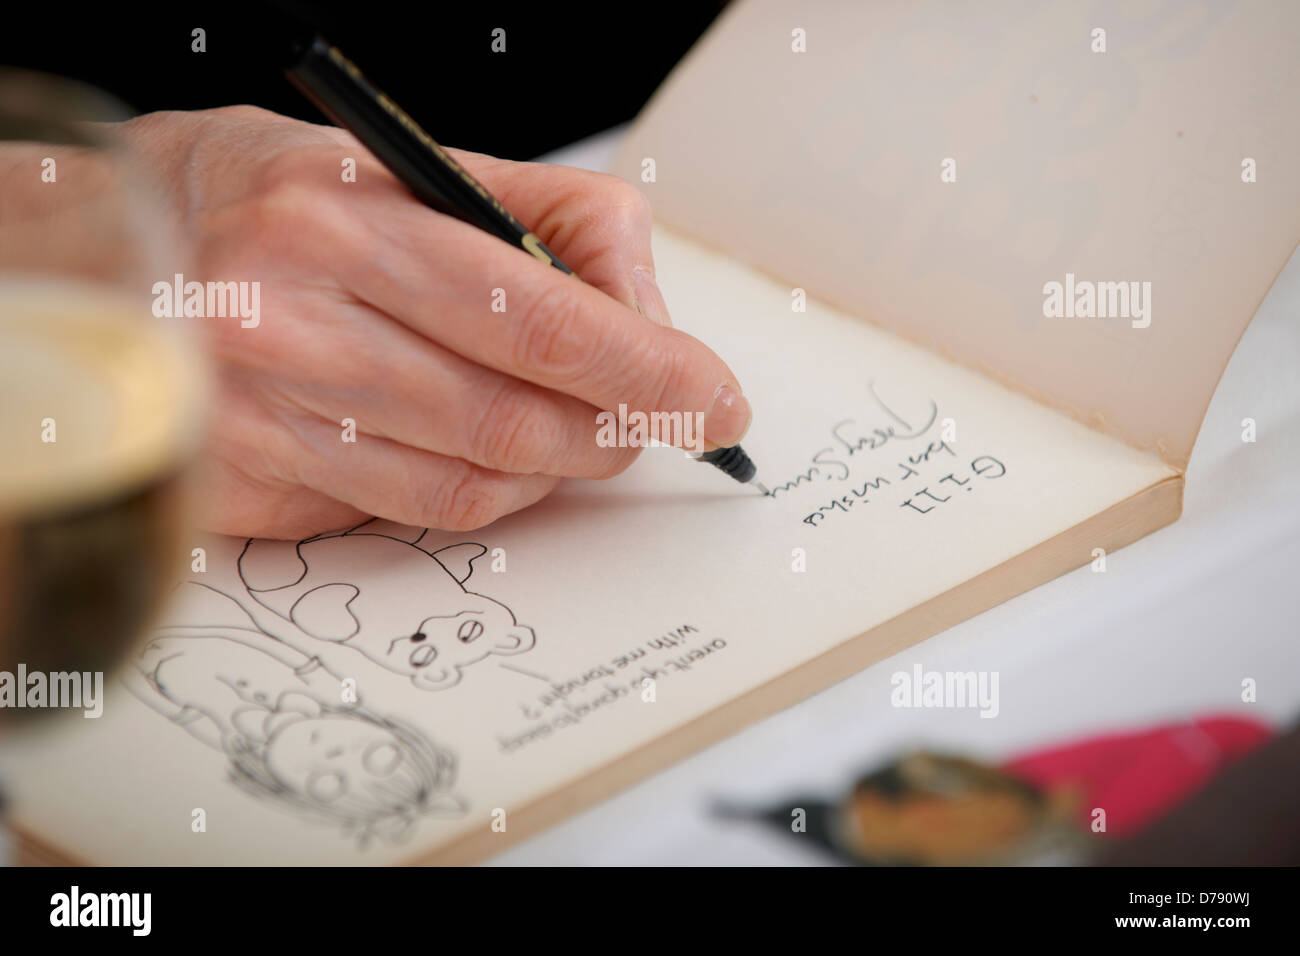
xmin=122 ymin=610 xmax=464 ymax=846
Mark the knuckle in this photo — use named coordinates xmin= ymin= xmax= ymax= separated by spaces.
xmin=595 ymin=174 xmax=652 ymax=213
xmin=514 ymin=284 xmax=600 ymax=383
xmin=254 ymin=157 xmax=348 ymax=227
xmin=428 ymin=463 xmax=503 ymax=532
xmin=621 ymin=184 xmax=655 ymax=224
xmin=237 ymin=180 xmax=317 ymax=245
xmin=239 ymin=179 xmax=353 ymax=260
xmin=473 ymin=383 xmax=560 ymax=473
xmin=638 ymin=338 xmax=689 ymax=414
xmin=592 ymin=177 xmax=653 ymax=233
xmin=210 ymin=104 xmax=277 ymax=123
xmin=252 ymin=148 xmax=316 ymax=196
xmin=264 ymin=177 xmax=329 ymax=224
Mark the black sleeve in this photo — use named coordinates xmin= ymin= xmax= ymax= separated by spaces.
xmin=1 ymin=0 xmax=726 ymax=159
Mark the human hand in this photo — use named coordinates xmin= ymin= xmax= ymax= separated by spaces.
xmin=121 ymin=106 xmax=752 ymax=538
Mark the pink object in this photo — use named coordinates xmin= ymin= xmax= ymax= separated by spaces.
xmin=1002 ymin=716 xmax=1274 ymax=837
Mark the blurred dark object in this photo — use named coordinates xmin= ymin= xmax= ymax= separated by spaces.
xmin=716 ymin=752 xmax=1087 ymax=866
xmin=714 ymin=716 xmax=1275 ymax=866
xmin=1099 ymin=721 xmax=1300 ymax=866
xmin=0 ymin=0 xmax=728 ymax=159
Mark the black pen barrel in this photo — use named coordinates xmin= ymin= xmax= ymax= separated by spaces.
xmin=285 ymin=36 xmax=571 ymax=273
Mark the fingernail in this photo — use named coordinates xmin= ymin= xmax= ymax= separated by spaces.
xmin=631 ymin=267 xmax=673 ymax=327
xmin=704 ymin=384 xmax=752 ymax=447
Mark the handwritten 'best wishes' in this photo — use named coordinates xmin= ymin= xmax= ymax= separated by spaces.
xmin=762 ymin=383 xmax=1008 ymax=527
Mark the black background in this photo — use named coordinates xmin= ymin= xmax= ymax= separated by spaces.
xmin=0 ymin=864 xmax=1278 ymax=941
xmin=0 ymin=0 xmax=727 ymax=159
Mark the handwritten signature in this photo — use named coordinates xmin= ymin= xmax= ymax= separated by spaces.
xmin=767 ymin=382 xmax=939 ymax=497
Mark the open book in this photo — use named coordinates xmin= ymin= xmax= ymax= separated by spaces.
xmin=6 ymin=0 xmax=1298 ymax=865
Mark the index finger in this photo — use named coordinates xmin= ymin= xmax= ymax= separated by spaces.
xmin=343 ymin=194 xmax=754 ymax=449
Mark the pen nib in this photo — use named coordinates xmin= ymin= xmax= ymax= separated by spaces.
xmin=751 ymin=480 xmax=770 ymax=496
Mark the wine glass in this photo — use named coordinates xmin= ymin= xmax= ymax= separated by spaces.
xmin=0 ymin=69 xmax=209 ymax=722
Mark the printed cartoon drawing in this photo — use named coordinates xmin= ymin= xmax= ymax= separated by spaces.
xmin=121 ymin=519 xmax=533 ymax=841
xmin=121 ymin=607 xmax=465 ymax=846
xmin=232 ymin=519 xmax=537 ymax=690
